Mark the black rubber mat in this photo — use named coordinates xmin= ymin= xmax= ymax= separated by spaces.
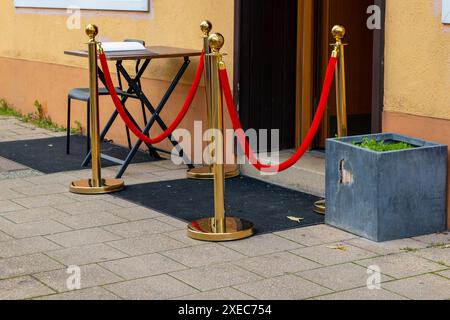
xmin=116 ymin=176 xmax=324 ymax=234
xmin=0 ymin=135 xmax=155 ymax=174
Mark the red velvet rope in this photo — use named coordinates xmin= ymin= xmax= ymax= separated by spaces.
xmin=99 ymin=51 xmax=204 ymax=145
xmin=220 ymin=56 xmax=337 ymax=173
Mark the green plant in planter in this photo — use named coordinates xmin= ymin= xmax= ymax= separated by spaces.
xmin=354 ymin=138 xmax=414 ymax=153
xmin=327 ymin=133 xmax=447 ymax=242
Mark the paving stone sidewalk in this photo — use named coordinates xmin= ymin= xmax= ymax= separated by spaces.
xmin=0 ymin=117 xmax=449 ymax=300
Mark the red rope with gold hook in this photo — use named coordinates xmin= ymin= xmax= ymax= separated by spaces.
xmin=99 ymin=50 xmax=204 ymax=145
xmin=220 ymin=56 xmax=337 ymax=173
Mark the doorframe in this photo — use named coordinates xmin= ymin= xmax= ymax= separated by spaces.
xmin=371 ymin=0 xmax=385 ymax=133
xmin=296 ymin=0 xmax=315 ymax=147
xmin=233 ymin=0 xmax=242 ymax=109
xmin=233 ymin=0 xmax=385 ymax=146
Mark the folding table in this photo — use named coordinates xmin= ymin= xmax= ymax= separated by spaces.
xmin=64 ymin=46 xmax=201 ymax=178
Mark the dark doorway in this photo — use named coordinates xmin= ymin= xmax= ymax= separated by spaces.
xmin=235 ymin=0 xmax=298 ymax=150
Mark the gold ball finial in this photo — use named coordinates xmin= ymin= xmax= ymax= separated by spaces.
xmin=200 ymin=20 xmax=213 ymax=36
xmin=332 ymin=25 xmax=346 ymax=40
xmin=85 ymin=24 xmax=99 ymax=41
xmin=209 ymin=33 xmax=225 ymax=52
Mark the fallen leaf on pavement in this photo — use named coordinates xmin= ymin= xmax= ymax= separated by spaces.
xmin=326 ymin=244 xmax=348 ymax=251
xmin=287 ymin=216 xmax=304 ymax=223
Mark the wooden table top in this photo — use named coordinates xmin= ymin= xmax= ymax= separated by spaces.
xmin=64 ymin=46 xmax=201 ymax=61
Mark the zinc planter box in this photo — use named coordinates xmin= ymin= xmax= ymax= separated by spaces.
xmin=325 ymin=133 xmax=447 ymax=242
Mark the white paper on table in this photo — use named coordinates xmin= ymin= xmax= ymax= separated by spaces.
xmin=101 ymin=42 xmax=146 ymax=52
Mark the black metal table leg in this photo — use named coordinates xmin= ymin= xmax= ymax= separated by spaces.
xmin=81 ymin=67 xmax=139 ymax=167
xmin=114 ymin=58 xmax=194 ymax=178
xmin=83 ymin=56 xmax=195 ymax=177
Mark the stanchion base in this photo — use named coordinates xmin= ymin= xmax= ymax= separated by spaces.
xmin=314 ymin=199 xmax=326 ymax=215
xmin=187 ymin=165 xmax=240 ymax=180
xmin=70 ymin=178 xmax=125 ymax=195
xmin=187 ymin=217 xmax=254 ymax=242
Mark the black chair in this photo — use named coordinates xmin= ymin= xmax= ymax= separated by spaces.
xmin=66 ymin=39 xmax=148 ymax=155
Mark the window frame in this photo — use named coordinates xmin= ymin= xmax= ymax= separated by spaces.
xmin=443 ymin=0 xmax=450 ymax=24
xmin=14 ymin=0 xmax=150 ymax=12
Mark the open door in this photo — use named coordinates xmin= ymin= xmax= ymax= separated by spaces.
xmin=235 ymin=0 xmax=384 ymax=151
xmin=315 ymin=0 xmax=376 ymax=148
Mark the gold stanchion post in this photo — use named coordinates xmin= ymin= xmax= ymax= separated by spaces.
xmin=187 ymin=33 xmax=254 ymax=241
xmin=314 ymin=25 xmax=348 ymax=215
xmin=70 ymin=24 xmax=125 ymax=195
xmin=187 ymin=21 xmax=240 ymax=180
xmin=333 ymin=25 xmax=348 ymax=138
